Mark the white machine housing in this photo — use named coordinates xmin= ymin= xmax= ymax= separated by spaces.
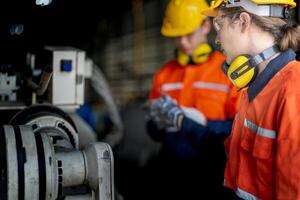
xmin=45 ymin=46 xmax=85 ymax=109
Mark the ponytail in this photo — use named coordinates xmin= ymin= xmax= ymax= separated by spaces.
xmin=280 ymin=24 xmax=300 ymax=51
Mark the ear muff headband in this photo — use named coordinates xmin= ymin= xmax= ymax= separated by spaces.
xmin=223 ymin=45 xmax=279 ymax=88
xmin=176 ymin=43 xmax=213 ymax=66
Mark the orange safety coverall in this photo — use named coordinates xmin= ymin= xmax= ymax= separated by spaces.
xmin=224 ymin=49 xmax=300 ymax=199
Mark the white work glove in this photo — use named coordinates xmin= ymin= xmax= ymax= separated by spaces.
xmin=181 ymin=106 xmax=207 ymax=126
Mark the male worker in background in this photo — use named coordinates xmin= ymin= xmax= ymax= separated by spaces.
xmin=144 ymin=0 xmax=240 ymax=199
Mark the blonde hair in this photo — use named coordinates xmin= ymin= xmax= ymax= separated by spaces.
xmin=220 ymin=7 xmax=300 ymax=51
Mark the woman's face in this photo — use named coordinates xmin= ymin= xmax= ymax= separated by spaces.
xmin=214 ymin=10 xmax=249 ymax=64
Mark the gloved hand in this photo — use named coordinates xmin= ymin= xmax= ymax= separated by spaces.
xmin=142 ymin=101 xmax=165 ymax=130
xmin=149 ymin=95 xmax=184 ymax=131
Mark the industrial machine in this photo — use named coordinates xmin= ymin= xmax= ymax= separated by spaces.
xmin=0 ymin=47 xmax=86 ymax=111
xmin=0 ymin=47 xmax=115 ymax=200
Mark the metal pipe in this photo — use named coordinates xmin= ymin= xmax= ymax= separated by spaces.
xmin=55 ymin=151 xmax=86 ymax=187
xmin=26 ymin=66 xmax=53 ymax=96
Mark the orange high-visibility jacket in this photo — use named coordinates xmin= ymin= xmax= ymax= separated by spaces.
xmin=224 ymin=50 xmax=300 ymax=199
xmin=149 ymin=59 xmax=186 ymax=102
xmin=149 ymin=51 xmax=239 ymax=120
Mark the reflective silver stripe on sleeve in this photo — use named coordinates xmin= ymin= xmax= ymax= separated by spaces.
xmin=244 ymin=119 xmax=276 ymax=139
xmin=223 ymin=179 xmax=226 ymax=186
xmin=236 ymin=188 xmax=259 ymax=200
xmin=234 ymin=113 xmax=238 ymax=120
xmin=193 ymin=81 xmax=230 ymax=93
xmin=161 ymin=83 xmax=183 ymax=91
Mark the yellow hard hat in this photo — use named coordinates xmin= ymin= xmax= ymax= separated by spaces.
xmin=161 ymin=0 xmax=209 ymax=37
xmin=202 ymin=0 xmax=296 ymax=17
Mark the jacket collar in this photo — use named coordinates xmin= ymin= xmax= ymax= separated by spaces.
xmin=248 ymin=49 xmax=296 ymax=102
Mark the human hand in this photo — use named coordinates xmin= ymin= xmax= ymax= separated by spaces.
xmin=150 ymin=95 xmax=184 ymax=131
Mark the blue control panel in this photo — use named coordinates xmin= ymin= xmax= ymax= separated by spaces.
xmin=60 ymin=60 xmax=72 ymax=72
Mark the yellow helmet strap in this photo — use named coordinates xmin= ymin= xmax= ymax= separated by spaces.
xmin=222 ymin=45 xmax=279 ymax=88
xmin=176 ymin=43 xmax=213 ymax=66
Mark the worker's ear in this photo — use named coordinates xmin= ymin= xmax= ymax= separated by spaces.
xmin=239 ymin=12 xmax=251 ymax=33
xmin=200 ymin=19 xmax=211 ymax=35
